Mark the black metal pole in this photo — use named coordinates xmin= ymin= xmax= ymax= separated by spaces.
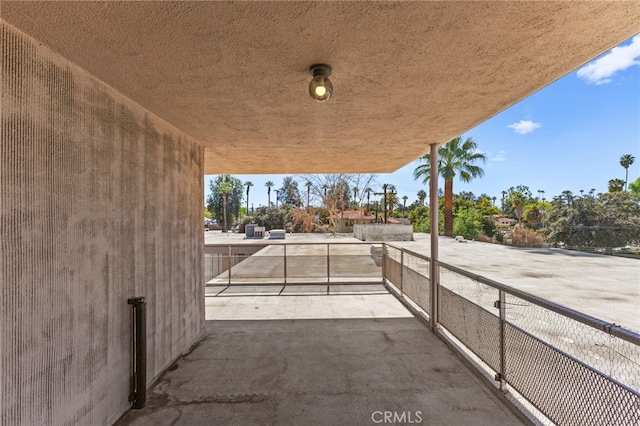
xmin=127 ymin=297 xmax=147 ymax=409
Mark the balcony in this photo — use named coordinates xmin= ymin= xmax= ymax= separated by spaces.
xmin=117 ymin=234 xmax=639 ymax=425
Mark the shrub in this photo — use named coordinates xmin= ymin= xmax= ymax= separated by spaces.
xmin=509 ymin=227 xmax=546 ymax=247
xmin=289 ymin=208 xmax=316 ymax=233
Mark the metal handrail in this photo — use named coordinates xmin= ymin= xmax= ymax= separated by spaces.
xmin=204 ymin=240 xmax=385 ymax=247
xmin=384 ymin=243 xmax=640 ymax=346
xmin=204 ymin=241 xmax=385 ymax=285
xmin=436 ymin=259 xmax=640 ymax=346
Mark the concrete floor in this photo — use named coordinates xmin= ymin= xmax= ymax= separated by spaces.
xmin=116 ymin=305 xmax=528 ymax=426
xmin=115 ymin=231 xmax=638 ymax=425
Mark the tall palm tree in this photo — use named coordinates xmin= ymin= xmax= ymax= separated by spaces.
xmin=265 ymin=181 xmax=274 ymax=207
xmin=413 ymin=136 xmax=486 ymax=236
xmin=382 ymin=183 xmax=389 ymax=222
xmin=365 ymin=187 xmax=372 ymax=208
xmin=245 ymin=181 xmax=253 ymax=214
xmin=402 ymin=195 xmax=408 ymax=217
xmin=511 ymin=191 xmax=526 ymax=223
xmin=305 ymin=181 xmax=312 ymax=211
xmin=385 ymin=184 xmax=397 ymax=221
xmin=417 ymin=189 xmax=427 ymax=206
xmin=322 ymin=184 xmax=329 ymax=206
xmin=218 ymin=180 xmax=233 ymax=232
xmin=620 ymin=154 xmax=635 ymax=191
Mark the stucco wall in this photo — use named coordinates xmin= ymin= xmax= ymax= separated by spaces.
xmin=1 ymin=23 xmax=204 ymax=425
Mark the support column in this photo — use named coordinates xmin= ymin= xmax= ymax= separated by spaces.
xmin=429 ymin=143 xmax=439 ymax=331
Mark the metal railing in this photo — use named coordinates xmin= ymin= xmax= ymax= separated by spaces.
xmin=382 ymin=244 xmax=640 ymax=425
xmin=204 ymin=242 xmax=383 ymax=286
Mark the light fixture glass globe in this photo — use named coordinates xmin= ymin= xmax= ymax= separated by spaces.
xmin=309 ymin=75 xmax=333 ymax=102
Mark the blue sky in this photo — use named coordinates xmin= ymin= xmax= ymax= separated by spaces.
xmin=206 ymin=34 xmax=640 ymax=208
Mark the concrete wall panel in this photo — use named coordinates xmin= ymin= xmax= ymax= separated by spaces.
xmin=1 ymin=22 xmax=204 ymax=425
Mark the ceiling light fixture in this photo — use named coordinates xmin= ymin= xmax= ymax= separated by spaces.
xmin=309 ymin=64 xmax=333 ymax=103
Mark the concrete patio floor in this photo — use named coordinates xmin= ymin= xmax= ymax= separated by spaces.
xmin=115 ymin=231 xmax=637 ymax=424
xmin=116 ymin=288 xmax=529 ymax=425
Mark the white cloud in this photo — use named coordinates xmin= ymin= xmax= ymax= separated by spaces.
xmin=491 ymin=151 xmax=507 ymax=162
xmin=577 ymin=35 xmax=640 ymax=85
xmin=507 ymin=120 xmax=542 ymax=135
xmin=480 ymin=150 xmax=507 ymax=162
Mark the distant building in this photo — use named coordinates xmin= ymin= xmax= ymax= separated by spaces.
xmin=387 ymin=218 xmax=411 ymax=225
xmin=494 ymin=216 xmax=517 ymax=227
xmin=336 ymin=210 xmax=377 ymax=233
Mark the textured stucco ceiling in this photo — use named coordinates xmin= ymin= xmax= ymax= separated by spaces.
xmin=2 ymin=2 xmax=639 ymax=174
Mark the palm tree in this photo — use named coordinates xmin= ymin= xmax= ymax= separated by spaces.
xmin=218 ymin=179 xmax=233 ymax=232
xmin=245 ymin=181 xmax=253 ymax=214
xmin=413 ymin=136 xmax=486 ymax=236
xmin=620 ymin=154 xmax=635 ymax=191
xmin=275 ymin=190 xmax=280 ymax=208
xmin=417 ymin=189 xmax=427 ymax=206
xmin=385 ymin=184 xmax=397 ymax=221
xmin=265 ymin=181 xmax=274 ymax=207
xmin=402 ymin=195 xmax=409 ymax=217
xmin=322 ymin=184 xmax=329 ymax=206
xmin=608 ymin=178 xmax=625 ymax=193
xmin=511 ymin=191 xmax=526 ymax=223
xmin=365 ymin=187 xmax=372 ymax=208
xmin=305 ymin=181 xmax=312 ymax=211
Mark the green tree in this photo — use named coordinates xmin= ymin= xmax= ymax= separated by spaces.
xmin=265 ymin=181 xmax=275 ymax=206
xmin=241 ymin=206 xmax=290 ymax=232
xmin=629 ymin=177 xmax=640 ymax=195
xmin=620 ymin=154 xmax=635 ymax=191
xmin=545 ymin=190 xmax=640 ymax=247
xmin=453 ymin=207 xmax=482 ymax=240
xmin=414 ymin=136 xmax=486 ymax=236
xmin=245 ymin=181 xmax=253 ymax=214
xmin=409 ymin=205 xmax=431 ymax=233
xmin=278 ymin=176 xmax=302 ymax=207
xmin=501 ymin=185 xmax=534 ymax=221
xmin=206 ymin=175 xmax=244 ymax=231
xmin=476 ymin=196 xmax=499 ymax=216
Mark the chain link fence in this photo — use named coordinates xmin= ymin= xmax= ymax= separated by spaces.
xmin=383 ymin=244 xmax=640 ymax=425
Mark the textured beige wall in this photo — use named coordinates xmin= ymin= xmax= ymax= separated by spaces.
xmin=1 ymin=23 xmax=204 ymax=425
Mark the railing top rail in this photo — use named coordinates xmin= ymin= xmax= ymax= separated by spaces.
xmin=383 ymin=243 xmax=639 ymax=345
xmin=389 ymin=246 xmax=431 ymax=261
xmin=204 ymin=240 xmax=385 ymax=248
